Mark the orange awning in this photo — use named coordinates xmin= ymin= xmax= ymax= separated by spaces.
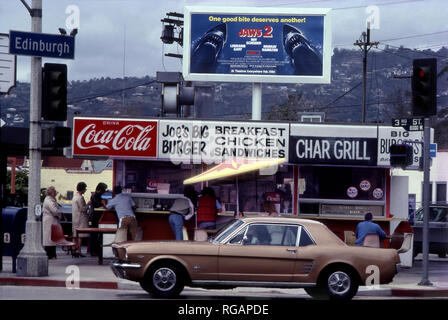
xmin=183 ymin=158 xmax=286 ymax=184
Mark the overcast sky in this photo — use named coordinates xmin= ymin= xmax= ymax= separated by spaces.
xmin=1 ymin=0 xmax=447 ymax=82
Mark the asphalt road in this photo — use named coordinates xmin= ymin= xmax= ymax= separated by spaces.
xmin=1 ymin=285 xmax=446 ymax=300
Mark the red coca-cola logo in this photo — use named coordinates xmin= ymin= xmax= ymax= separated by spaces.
xmin=73 ymin=118 xmax=158 ymax=158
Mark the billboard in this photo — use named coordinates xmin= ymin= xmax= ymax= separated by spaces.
xmin=183 ymin=6 xmax=332 ymax=84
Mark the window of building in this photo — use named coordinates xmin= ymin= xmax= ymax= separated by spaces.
xmin=209 ymin=165 xmax=293 ymax=214
xmin=119 ymin=160 xmax=202 ymax=195
xmin=299 ymin=166 xmax=385 ymax=201
xmin=436 ymin=182 xmax=447 ymax=204
xmin=298 ymin=166 xmax=386 ymax=215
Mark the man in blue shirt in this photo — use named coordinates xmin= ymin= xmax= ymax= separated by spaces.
xmin=355 ymin=212 xmax=387 ymax=246
xmin=106 ymin=186 xmax=138 ymax=241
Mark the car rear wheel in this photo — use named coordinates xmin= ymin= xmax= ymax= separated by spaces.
xmin=317 ymin=268 xmax=359 ymax=300
xmin=140 ymin=263 xmax=185 ymax=298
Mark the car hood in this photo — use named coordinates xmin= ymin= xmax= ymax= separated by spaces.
xmin=116 ymin=240 xmax=217 ymax=255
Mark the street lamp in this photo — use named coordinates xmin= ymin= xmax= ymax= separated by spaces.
xmin=59 ymin=27 xmax=78 ymax=37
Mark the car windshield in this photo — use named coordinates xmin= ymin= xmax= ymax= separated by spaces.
xmin=212 ymin=219 xmax=244 ymax=243
xmin=415 ymin=207 xmax=448 ymax=222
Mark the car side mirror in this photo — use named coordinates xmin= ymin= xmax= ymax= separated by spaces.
xmin=242 ymin=235 xmax=249 ymax=245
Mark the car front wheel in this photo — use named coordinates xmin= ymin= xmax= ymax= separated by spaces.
xmin=318 ymin=268 xmax=359 ymax=300
xmin=140 ymin=263 xmax=185 ymax=298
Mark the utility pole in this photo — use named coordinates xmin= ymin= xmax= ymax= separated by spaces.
xmin=16 ymin=0 xmax=48 ymax=277
xmin=354 ymin=22 xmax=379 ymax=123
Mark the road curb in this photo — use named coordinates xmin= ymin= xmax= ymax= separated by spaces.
xmin=0 ymin=277 xmax=118 ymax=290
xmin=390 ymin=288 xmax=448 ymax=297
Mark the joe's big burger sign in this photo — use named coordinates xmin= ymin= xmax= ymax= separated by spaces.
xmin=73 ymin=117 xmax=158 ymax=158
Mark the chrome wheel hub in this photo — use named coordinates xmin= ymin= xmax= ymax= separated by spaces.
xmin=328 ymin=271 xmax=351 ymax=296
xmin=153 ymin=267 xmax=176 ymax=292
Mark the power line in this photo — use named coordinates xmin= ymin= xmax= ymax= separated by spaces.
xmin=373 ymin=47 xmax=414 ymax=60
xmin=265 ymin=0 xmax=423 ymax=10
xmin=378 ymin=30 xmax=448 ymax=43
xmin=319 ymin=82 xmax=362 ymax=111
xmin=68 ymin=80 xmax=158 ymax=104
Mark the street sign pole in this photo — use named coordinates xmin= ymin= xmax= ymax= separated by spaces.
xmin=419 ymin=117 xmax=432 ymax=286
xmin=16 ymin=0 xmax=48 ymax=277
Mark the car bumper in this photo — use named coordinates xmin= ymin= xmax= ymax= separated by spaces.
xmin=111 ymin=262 xmax=142 ymax=279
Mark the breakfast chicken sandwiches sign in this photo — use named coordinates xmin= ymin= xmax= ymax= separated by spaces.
xmin=72 ymin=117 xmax=158 ymax=158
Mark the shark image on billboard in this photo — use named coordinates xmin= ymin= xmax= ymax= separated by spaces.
xmin=189 ymin=13 xmax=324 ymax=77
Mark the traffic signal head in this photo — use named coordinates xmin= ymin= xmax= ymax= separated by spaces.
xmin=412 ymin=58 xmax=437 ymax=117
xmin=42 ymin=126 xmax=71 ymax=148
xmin=390 ymin=144 xmax=413 ymax=168
xmin=42 ymin=63 xmax=67 ymax=121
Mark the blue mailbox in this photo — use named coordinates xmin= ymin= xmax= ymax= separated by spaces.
xmin=2 ymin=206 xmax=27 ymax=273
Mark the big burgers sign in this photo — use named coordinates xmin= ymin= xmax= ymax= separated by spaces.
xmin=73 ymin=117 xmax=158 ymax=158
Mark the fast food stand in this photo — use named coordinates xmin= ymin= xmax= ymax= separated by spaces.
xmin=72 ymin=117 xmax=422 ymax=246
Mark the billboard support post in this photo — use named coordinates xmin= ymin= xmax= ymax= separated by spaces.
xmin=252 ymin=83 xmax=262 ymax=120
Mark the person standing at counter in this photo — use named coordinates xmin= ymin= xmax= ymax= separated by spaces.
xmin=169 ymin=197 xmax=194 ymax=240
xmin=197 ymin=187 xmax=222 ymax=229
xmin=106 ymin=186 xmax=138 ymax=241
xmin=72 ymin=182 xmax=89 ymax=257
xmin=42 ymin=186 xmax=65 ymax=259
xmin=88 ymin=182 xmax=108 ymax=256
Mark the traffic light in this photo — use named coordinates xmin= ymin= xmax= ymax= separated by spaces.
xmin=41 ymin=126 xmax=71 ymax=149
xmin=157 ymin=72 xmax=195 ymax=115
xmin=390 ymin=144 xmax=413 ymax=168
xmin=42 ymin=63 xmax=67 ymax=121
xmin=412 ymin=58 xmax=437 ymax=117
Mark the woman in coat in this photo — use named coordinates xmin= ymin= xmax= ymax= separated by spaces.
xmin=42 ymin=186 xmax=64 ymax=259
xmin=72 ymin=182 xmax=89 ymax=257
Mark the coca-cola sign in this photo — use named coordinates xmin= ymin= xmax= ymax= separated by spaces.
xmin=73 ymin=117 xmax=158 ymax=158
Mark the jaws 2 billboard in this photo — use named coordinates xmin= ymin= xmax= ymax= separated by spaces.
xmin=183 ymin=6 xmax=332 ymax=84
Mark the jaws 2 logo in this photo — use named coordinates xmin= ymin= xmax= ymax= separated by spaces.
xmin=238 ymin=26 xmax=273 ymax=38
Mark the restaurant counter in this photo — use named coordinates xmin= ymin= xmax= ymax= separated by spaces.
xmin=96 ymin=199 xmax=406 ymax=244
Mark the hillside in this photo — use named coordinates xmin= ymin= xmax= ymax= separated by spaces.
xmin=2 ymin=46 xmax=448 ymax=146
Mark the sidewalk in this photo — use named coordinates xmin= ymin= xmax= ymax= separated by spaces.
xmin=1 ymin=249 xmax=448 ymax=298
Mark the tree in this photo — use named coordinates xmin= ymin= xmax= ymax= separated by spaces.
xmin=267 ymin=93 xmax=317 ymax=121
xmin=6 ymin=169 xmax=28 ymax=207
xmin=381 ymin=88 xmax=412 ymax=120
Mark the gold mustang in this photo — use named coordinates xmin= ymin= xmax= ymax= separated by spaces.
xmin=111 ymin=217 xmax=400 ymax=300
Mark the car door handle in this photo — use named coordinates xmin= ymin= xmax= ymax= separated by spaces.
xmin=286 ymin=248 xmax=297 ymax=253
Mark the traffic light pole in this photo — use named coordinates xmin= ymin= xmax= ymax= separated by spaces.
xmin=419 ymin=117 xmax=432 ymax=286
xmin=17 ymin=0 xmax=48 ymax=277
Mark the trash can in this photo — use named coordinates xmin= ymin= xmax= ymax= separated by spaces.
xmin=2 ymin=206 xmax=27 ymax=273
